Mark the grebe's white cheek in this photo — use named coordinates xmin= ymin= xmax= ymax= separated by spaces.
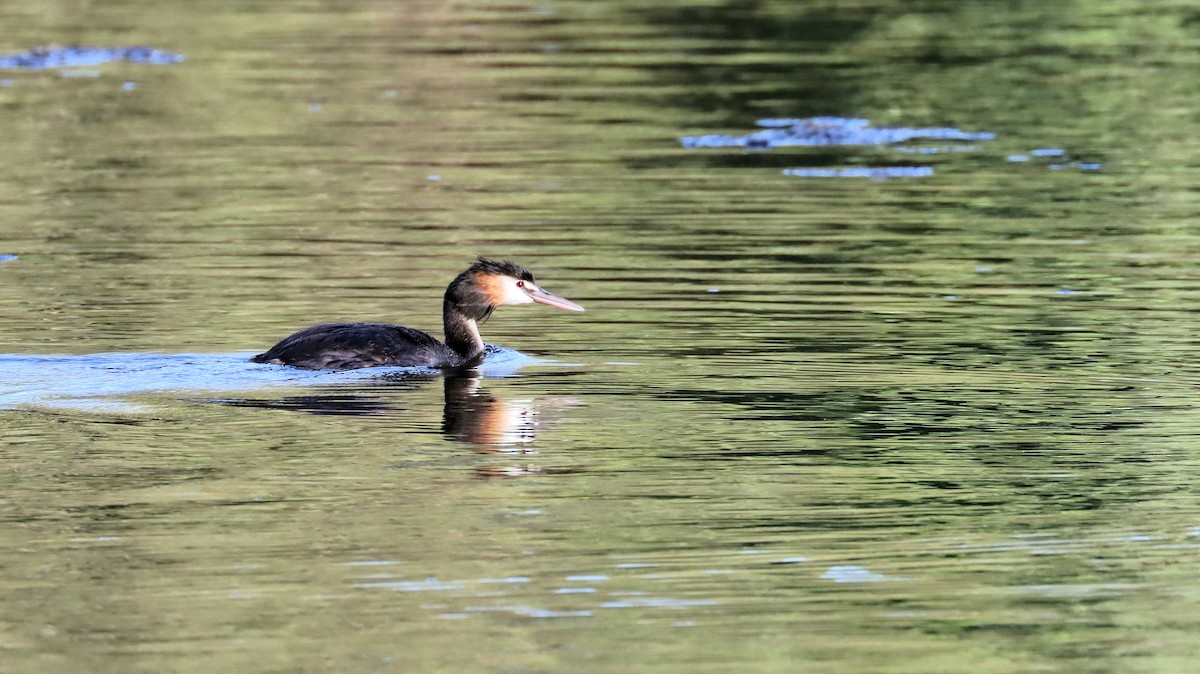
xmin=502 ymin=278 xmax=535 ymax=305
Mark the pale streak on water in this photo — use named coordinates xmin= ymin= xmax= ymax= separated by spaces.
xmin=2 ymin=1 xmax=1200 ymax=673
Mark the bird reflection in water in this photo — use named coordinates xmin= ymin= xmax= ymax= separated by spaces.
xmin=442 ymin=376 xmax=539 ymax=447
xmin=440 ymin=376 xmax=580 ymax=477
xmin=214 ymin=372 xmax=579 ymax=476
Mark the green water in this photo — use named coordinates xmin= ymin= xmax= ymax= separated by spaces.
xmin=4 ymin=1 xmax=1200 ymax=672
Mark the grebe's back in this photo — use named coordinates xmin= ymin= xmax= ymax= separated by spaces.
xmin=251 ymin=322 xmax=458 ymax=370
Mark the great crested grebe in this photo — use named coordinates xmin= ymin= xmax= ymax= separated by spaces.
xmin=251 ymin=258 xmax=584 ymax=370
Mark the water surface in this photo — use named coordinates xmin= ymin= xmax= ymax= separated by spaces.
xmin=3 ymin=1 xmax=1200 ymax=672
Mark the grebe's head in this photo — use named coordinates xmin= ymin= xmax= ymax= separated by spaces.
xmin=446 ymin=258 xmax=585 ymax=321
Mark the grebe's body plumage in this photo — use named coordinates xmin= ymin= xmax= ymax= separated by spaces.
xmin=251 ymin=258 xmax=583 ymax=370
xmin=250 ymin=322 xmax=459 ymax=370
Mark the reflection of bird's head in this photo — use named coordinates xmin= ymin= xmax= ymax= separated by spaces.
xmin=443 ymin=376 xmax=536 ymax=448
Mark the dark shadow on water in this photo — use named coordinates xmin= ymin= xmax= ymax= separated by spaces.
xmin=209 ymin=372 xmax=580 ymax=452
xmin=636 ymin=2 xmax=876 ymax=120
xmin=641 ymin=0 xmax=874 ymax=45
xmin=208 ymin=393 xmax=413 ymax=417
xmin=202 ymin=370 xmax=432 ymax=416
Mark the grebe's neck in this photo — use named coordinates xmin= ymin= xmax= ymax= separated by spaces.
xmin=443 ymin=272 xmax=496 ymax=363
xmin=443 ymin=305 xmax=485 ymax=361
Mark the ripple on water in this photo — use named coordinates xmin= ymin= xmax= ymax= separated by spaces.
xmin=0 ymin=346 xmax=545 ymax=412
xmin=0 ymin=45 xmax=184 ymax=70
xmin=821 ymin=565 xmax=906 ymax=584
xmin=782 ymin=166 xmax=934 ymax=179
xmin=680 ymin=116 xmax=994 ymax=149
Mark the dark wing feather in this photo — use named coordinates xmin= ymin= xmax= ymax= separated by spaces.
xmin=251 ymin=322 xmax=457 ymax=370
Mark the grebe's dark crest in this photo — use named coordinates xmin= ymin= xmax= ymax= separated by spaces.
xmin=251 ymin=257 xmax=584 ymax=370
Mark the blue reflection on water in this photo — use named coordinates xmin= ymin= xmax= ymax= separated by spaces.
xmin=783 ymin=166 xmax=933 ymax=179
xmin=821 ymin=565 xmax=904 ymax=583
xmin=893 ymin=145 xmax=980 ymax=155
xmin=681 ymin=116 xmax=1102 ymax=174
xmin=0 ymin=46 xmax=184 ymax=70
xmin=0 ymin=347 xmax=538 ymax=412
xmin=1010 ymin=149 xmax=1102 ymax=171
xmin=681 ymin=116 xmax=994 ymax=149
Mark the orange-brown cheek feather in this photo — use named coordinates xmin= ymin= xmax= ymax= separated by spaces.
xmin=475 ymin=273 xmax=506 ymax=305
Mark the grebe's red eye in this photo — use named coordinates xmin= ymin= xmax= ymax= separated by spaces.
xmin=516 ymin=280 xmax=525 ymax=288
